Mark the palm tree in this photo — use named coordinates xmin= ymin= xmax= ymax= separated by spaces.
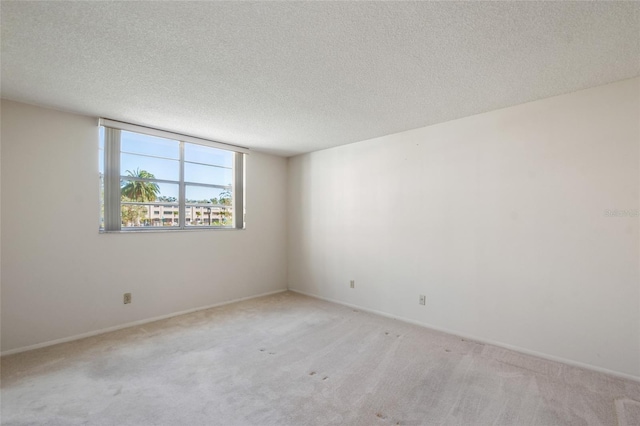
xmin=121 ymin=169 xmax=160 ymax=202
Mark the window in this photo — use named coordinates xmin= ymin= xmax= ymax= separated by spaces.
xmin=99 ymin=119 xmax=246 ymax=232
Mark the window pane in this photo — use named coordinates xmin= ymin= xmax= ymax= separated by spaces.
xmin=121 ymin=153 xmax=179 ymax=181
xmin=121 ymin=202 xmax=151 ymax=228
xmin=121 ymin=202 xmax=180 ymax=228
xmin=145 ymin=203 xmax=180 ymax=228
xmin=121 ymin=131 xmax=179 ymax=159
xmin=185 ymin=205 xmax=232 ymax=227
xmin=184 ymin=162 xmax=232 ymax=186
xmin=120 ymin=178 xmax=179 ymax=229
xmin=185 ymin=185 xmax=233 ymax=227
xmin=121 ymin=181 xmax=178 ymax=203
xmin=154 ymin=182 xmax=179 ymax=202
xmin=185 ymin=185 xmax=232 ymax=206
xmin=121 ymin=182 xmax=179 ymax=229
xmin=184 ymin=143 xmax=233 ymax=168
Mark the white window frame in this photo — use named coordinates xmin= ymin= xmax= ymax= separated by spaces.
xmin=99 ymin=118 xmax=247 ymax=232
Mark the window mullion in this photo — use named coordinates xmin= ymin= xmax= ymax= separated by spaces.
xmin=179 ymin=141 xmax=186 ymax=229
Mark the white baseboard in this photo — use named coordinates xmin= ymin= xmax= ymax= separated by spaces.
xmin=289 ymin=288 xmax=640 ymax=384
xmin=1 ymin=289 xmax=288 ymax=357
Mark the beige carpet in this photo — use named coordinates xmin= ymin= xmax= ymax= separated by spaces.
xmin=2 ymin=291 xmax=639 ymax=425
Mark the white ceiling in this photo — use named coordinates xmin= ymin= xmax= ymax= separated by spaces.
xmin=1 ymin=2 xmax=639 ymax=156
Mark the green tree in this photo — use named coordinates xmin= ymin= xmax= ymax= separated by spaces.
xmin=121 ymin=169 xmax=160 ymax=202
xmin=121 ymin=196 xmax=148 ymax=227
xmin=120 ymin=169 xmax=159 ymax=227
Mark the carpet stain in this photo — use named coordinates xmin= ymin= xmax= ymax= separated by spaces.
xmin=375 ymin=412 xmax=387 ymax=419
xmin=309 ymin=371 xmax=316 ymax=376
xmin=322 ymin=376 xmax=328 ymax=381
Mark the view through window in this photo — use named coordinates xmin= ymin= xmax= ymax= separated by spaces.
xmin=99 ymin=122 xmax=245 ymax=231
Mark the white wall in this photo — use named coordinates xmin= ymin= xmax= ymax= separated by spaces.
xmin=0 ymin=100 xmax=288 ymax=352
xmin=288 ymin=77 xmax=640 ymax=378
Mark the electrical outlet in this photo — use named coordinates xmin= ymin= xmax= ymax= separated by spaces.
xmin=419 ymin=295 xmax=426 ymax=306
xmin=124 ymin=293 xmax=132 ymax=304
xmin=350 ymin=280 xmax=355 ymax=289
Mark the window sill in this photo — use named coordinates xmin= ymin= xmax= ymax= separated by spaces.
xmin=100 ymin=227 xmax=244 ymax=234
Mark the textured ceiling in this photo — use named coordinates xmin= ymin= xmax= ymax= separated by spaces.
xmin=1 ymin=2 xmax=639 ymax=156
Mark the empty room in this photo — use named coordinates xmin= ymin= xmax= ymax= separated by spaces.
xmin=1 ymin=1 xmax=639 ymax=425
